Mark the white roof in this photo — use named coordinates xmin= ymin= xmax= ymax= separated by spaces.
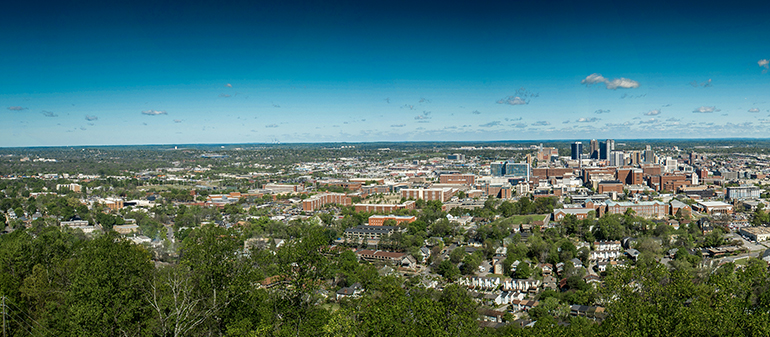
xmin=697 ymin=201 xmax=731 ymax=207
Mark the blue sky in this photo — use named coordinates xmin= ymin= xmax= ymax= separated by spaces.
xmin=2 ymin=0 xmax=769 ymax=146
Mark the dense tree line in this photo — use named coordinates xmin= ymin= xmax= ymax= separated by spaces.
xmin=3 ymin=220 xmax=770 ymax=336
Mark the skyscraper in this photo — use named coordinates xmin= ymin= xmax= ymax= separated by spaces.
xmin=643 ymin=146 xmax=655 ymax=164
xmin=505 ymin=162 xmax=531 ymax=179
xmin=600 ymin=139 xmax=615 ymax=160
xmin=571 ymin=142 xmax=583 ymax=160
xmin=610 ymin=151 xmax=625 ymax=166
xmin=490 ymin=161 xmax=506 ymax=176
xmin=589 ymin=139 xmax=599 ymax=159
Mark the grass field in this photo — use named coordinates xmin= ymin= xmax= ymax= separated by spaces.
xmin=505 ymin=214 xmax=549 ymax=225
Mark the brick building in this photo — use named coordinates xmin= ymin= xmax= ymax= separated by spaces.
xmin=604 ymin=201 xmax=668 ymax=219
xmin=355 ymin=201 xmax=416 ymax=212
xmin=439 ymin=174 xmax=476 ymax=185
xmin=302 ymin=193 xmax=352 ymax=211
xmin=368 ymin=215 xmax=417 ymax=226
xmin=401 ymin=188 xmax=457 ymax=202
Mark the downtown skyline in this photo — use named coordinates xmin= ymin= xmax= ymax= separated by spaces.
xmin=2 ymin=0 xmax=770 ymax=147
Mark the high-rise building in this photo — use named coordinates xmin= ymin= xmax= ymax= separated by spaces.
xmin=490 ymin=161 xmax=506 ymax=176
xmin=643 ymin=147 xmax=655 ymax=164
xmin=536 ymin=147 xmax=559 ymax=161
xmin=665 ymin=158 xmax=678 ymax=173
xmin=599 ymin=139 xmax=615 ymax=160
xmin=571 ymin=142 xmax=583 ymax=160
xmin=610 ymin=151 xmax=625 ymax=166
xmin=505 ymin=162 xmax=531 ymax=179
xmin=589 ymin=139 xmax=599 ymax=159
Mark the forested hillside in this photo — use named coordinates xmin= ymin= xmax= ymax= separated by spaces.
xmin=3 ymin=223 xmax=770 ymax=336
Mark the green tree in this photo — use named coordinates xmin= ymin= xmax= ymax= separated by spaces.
xmin=67 ymin=231 xmax=153 ymax=336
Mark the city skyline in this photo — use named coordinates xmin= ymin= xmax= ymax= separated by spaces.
xmin=2 ymin=0 xmax=770 ymax=147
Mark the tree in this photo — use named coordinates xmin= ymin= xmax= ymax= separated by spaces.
xmin=514 ymin=261 xmax=532 ymax=279
xmin=67 ymin=231 xmax=153 ymax=336
xmin=449 ymin=247 xmax=465 ymax=264
xmin=460 ymin=253 xmax=481 ymax=275
xmin=436 ymin=259 xmax=460 ymax=281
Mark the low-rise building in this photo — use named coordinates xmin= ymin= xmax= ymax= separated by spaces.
xmin=740 ymin=226 xmax=770 ymax=242
xmin=355 ymin=249 xmax=406 ymax=264
xmin=302 ymin=193 xmax=352 ymax=211
xmin=354 ymin=200 xmax=415 ymax=212
xmin=368 ymin=215 xmax=416 ymax=226
xmin=113 ymin=224 xmax=139 ymax=234
xmin=694 ymin=201 xmax=733 ymax=215
xmin=344 ymin=225 xmax=400 ymax=241
xmin=605 ymin=200 xmax=668 ymax=219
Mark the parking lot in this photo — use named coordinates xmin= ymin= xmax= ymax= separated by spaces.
xmin=726 ymin=233 xmax=768 ymax=252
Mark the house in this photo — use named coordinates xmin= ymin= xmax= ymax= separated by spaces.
xmin=336 ymin=283 xmax=363 ymax=300
xmin=480 ymin=309 xmax=505 ymax=323
xmin=569 ymin=305 xmax=606 ymax=320
xmin=420 ymin=247 xmax=431 ymax=262
xmin=542 ymin=275 xmax=558 ymax=290
xmin=510 ymin=299 xmax=539 ymax=312
xmin=625 ymin=248 xmax=640 ymax=261
xmin=494 ymin=291 xmax=513 ymax=305
xmin=583 ymin=274 xmax=601 ymax=286
xmin=400 ymin=255 xmax=418 ymax=269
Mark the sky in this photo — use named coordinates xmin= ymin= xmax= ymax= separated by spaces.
xmin=2 ymin=0 xmax=770 ymax=147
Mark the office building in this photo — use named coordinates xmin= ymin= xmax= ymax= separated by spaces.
xmin=571 ymin=142 xmax=583 ymax=160
xmin=589 ymin=139 xmax=599 ymax=159
xmin=609 ymin=151 xmax=625 ymax=166
xmin=600 ymin=139 xmax=615 ymax=160
xmin=490 ymin=161 xmax=506 ymax=176
xmin=505 ymin=162 xmax=531 ymax=179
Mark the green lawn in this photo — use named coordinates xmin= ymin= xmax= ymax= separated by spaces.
xmin=505 ymin=214 xmax=549 ymax=225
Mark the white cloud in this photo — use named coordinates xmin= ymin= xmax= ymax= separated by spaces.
xmin=576 ymin=117 xmax=600 ymax=123
xmin=414 ymin=115 xmax=431 ymax=120
xmin=42 ymin=111 xmax=58 ymax=117
xmin=594 ymin=109 xmax=610 ymax=114
xmin=7 ymin=106 xmax=27 ymax=111
xmin=581 ymin=73 xmax=607 ymax=85
xmin=225 ymin=83 xmax=233 ymax=88
xmin=512 ymin=123 xmax=527 ymax=128
xmin=749 ymin=108 xmax=760 ymax=113
xmin=496 ymin=96 xmax=528 ymax=105
xmin=85 ymin=115 xmax=98 ymax=121
xmin=645 ymin=109 xmax=661 ymax=116
xmin=532 ymin=121 xmax=550 ymax=126
xmin=693 ymin=106 xmax=716 ymax=113
xmin=581 ymin=73 xmax=640 ymax=89
xmin=639 ymin=118 xmax=658 ymax=124
xmin=666 ymin=118 xmax=680 ymax=122
xmin=479 ymin=121 xmax=502 ymax=127
xmin=605 ymin=78 xmax=640 ymax=89
xmin=142 ymin=110 xmax=167 ymax=115
xmin=759 ymin=59 xmax=769 ymax=68
xmin=173 ymin=119 xmax=183 ymax=123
